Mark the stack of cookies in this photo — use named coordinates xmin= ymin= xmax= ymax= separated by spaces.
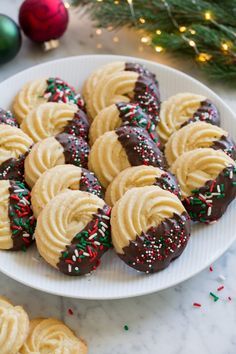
xmin=0 ymin=62 xmax=235 ymax=277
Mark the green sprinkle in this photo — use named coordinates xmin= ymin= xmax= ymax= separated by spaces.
xmin=124 ymin=325 xmax=129 ymax=331
xmin=232 ymin=182 xmax=236 ymax=186
xmin=220 ymin=184 xmax=225 ymax=192
xmin=22 ymin=245 xmax=27 ymax=252
xmin=210 ymin=292 xmax=219 ymax=302
xmin=62 ymin=251 xmax=69 ymax=258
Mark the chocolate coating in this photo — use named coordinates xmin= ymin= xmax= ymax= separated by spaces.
xmin=116 ymin=102 xmax=161 ymax=147
xmin=154 ymin=172 xmax=181 ymax=198
xmin=211 ymin=135 xmax=236 ymax=161
xmin=0 ymin=108 xmax=19 ymax=127
xmin=181 ymin=99 xmax=220 ymax=128
xmin=116 ymin=126 xmax=167 ymax=169
xmin=8 ymin=180 xmax=36 ymax=251
xmin=125 ymin=63 xmax=161 ymax=125
xmin=80 ymin=168 xmax=103 ymax=199
xmin=55 ymin=133 xmax=90 ymax=169
xmin=0 ymin=150 xmax=30 ymax=181
xmin=62 ymin=109 xmax=90 ymax=141
xmin=183 ymin=165 xmax=236 ymax=223
xmin=119 ymin=212 xmax=191 ymax=273
xmin=57 ymin=205 xmax=112 ymax=276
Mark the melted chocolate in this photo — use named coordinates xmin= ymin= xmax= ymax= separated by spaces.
xmin=0 ymin=150 xmax=30 ymax=181
xmin=62 ymin=109 xmax=90 ymax=141
xmin=116 ymin=102 xmax=161 ymax=147
xmin=211 ymin=135 xmax=236 ymax=161
xmin=80 ymin=168 xmax=103 ymax=199
xmin=119 ymin=212 xmax=191 ymax=273
xmin=116 ymin=126 xmax=167 ymax=169
xmin=154 ymin=172 xmax=181 ymax=198
xmin=0 ymin=108 xmax=19 ymax=127
xmin=55 ymin=133 xmax=90 ymax=169
xmin=57 ymin=205 xmax=111 ymax=276
xmin=183 ymin=165 xmax=236 ymax=223
xmin=125 ymin=63 xmax=161 ymax=125
xmin=181 ymin=100 xmax=220 ymax=128
xmin=8 ymin=180 xmax=36 ymax=251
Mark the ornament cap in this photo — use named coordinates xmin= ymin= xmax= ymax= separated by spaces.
xmin=43 ymin=40 xmax=60 ymax=51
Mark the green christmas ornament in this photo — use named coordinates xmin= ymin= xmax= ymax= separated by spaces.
xmin=0 ymin=14 xmax=22 ymax=65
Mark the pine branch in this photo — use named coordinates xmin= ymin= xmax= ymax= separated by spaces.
xmin=73 ymin=0 xmax=236 ymax=83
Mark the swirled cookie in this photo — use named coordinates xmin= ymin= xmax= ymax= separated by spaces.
xmin=105 ymin=165 xmax=180 ymax=206
xmin=157 ymin=93 xmax=220 ymax=143
xmin=13 ymin=77 xmax=85 ymax=124
xmin=24 ymin=133 xmax=90 ymax=188
xmin=88 ymin=126 xmax=167 ymax=188
xmin=165 ymin=121 xmax=236 ymax=165
xmin=31 ymin=165 xmax=103 ymax=218
xmin=0 ymin=296 xmax=29 ymax=354
xmin=171 ymin=148 xmax=236 ymax=222
xmin=0 ymin=108 xmax=19 ymax=127
xmin=83 ymin=61 xmax=160 ymax=123
xmin=111 ymin=186 xmax=191 ymax=273
xmin=19 ymin=318 xmax=87 ymax=354
xmin=0 ymin=180 xmax=36 ymax=250
xmin=89 ymin=102 xmax=160 ymax=146
xmin=35 ymin=190 xmax=111 ymax=275
xmin=0 ymin=124 xmax=33 ymax=181
xmin=21 ymin=102 xmax=89 ymax=143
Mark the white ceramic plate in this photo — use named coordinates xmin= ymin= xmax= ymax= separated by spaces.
xmin=0 ymin=55 xmax=235 ymax=299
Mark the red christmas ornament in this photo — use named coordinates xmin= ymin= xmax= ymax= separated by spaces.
xmin=19 ymin=0 xmax=69 ymax=43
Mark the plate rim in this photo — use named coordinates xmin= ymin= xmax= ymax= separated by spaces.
xmin=0 ymin=54 xmax=235 ymax=300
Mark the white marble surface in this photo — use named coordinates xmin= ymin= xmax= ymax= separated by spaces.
xmin=0 ymin=1 xmax=236 ymax=353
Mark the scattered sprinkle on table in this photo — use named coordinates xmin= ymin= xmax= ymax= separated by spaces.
xmin=124 ymin=325 xmax=129 ymax=331
xmin=217 ymin=274 xmax=226 ymax=282
xmin=68 ymin=308 xmax=74 ymax=315
xmin=228 ymin=296 xmax=232 ymax=301
xmin=193 ymin=302 xmax=202 ymax=308
xmin=209 ymin=266 xmax=213 ymax=272
xmin=217 ymin=285 xmax=224 ymax=292
xmin=210 ymin=292 xmax=219 ymax=302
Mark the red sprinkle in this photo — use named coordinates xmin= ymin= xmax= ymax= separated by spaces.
xmin=193 ymin=302 xmax=201 ymax=307
xmin=217 ymin=286 xmax=224 ymax=292
xmin=68 ymin=308 xmax=73 ymax=315
xmin=209 ymin=266 xmax=213 ymax=272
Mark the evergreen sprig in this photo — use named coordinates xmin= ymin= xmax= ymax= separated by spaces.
xmin=73 ymin=0 xmax=236 ymax=84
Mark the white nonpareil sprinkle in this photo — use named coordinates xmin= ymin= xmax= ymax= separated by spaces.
xmin=68 ymin=264 xmax=72 ymax=273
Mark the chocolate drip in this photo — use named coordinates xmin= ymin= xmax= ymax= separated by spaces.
xmin=125 ymin=63 xmax=161 ymax=125
xmin=211 ymin=135 xmax=236 ymax=161
xmin=8 ymin=180 xmax=36 ymax=251
xmin=119 ymin=212 xmax=191 ymax=274
xmin=116 ymin=102 xmax=160 ymax=146
xmin=55 ymin=133 xmax=90 ymax=169
xmin=0 ymin=150 xmax=30 ymax=181
xmin=182 ymin=99 xmax=220 ymax=128
xmin=0 ymin=108 xmax=19 ymax=127
xmin=183 ymin=165 xmax=236 ymax=223
xmin=80 ymin=168 xmax=103 ymax=199
xmin=62 ymin=109 xmax=90 ymax=141
xmin=116 ymin=126 xmax=167 ymax=169
xmin=154 ymin=172 xmax=181 ymax=198
xmin=57 ymin=205 xmax=111 ymax=276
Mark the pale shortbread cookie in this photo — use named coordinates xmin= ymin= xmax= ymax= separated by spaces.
xmin=35 ymin=190 xmax=111 ymax=275
xmin=13 ymin=77 xmax=84 ymax=124
xmin=111 ymin=185 xmax=190 ymax=273
xmin=165 ymin=121 xmax=229 ymax=165
xmin=105 ymin=165 xmax=180 ymax=206
xmin=21 ymin=102 xmax=78 ymax=143
xmin=19 ymin=318 xmax=87 ymax=354
xmin=170 ymin=148 xmax=235 ymax=198
xmin=0 ymin=180 xmax=12 ymax=250
xmin=0 ymin=124 xmax=32 ymax=166
xmin=157 ymin=93 xmax=219 ymax=143
xmin=0 ymin=296 xmax=29 ymax=354
xmin=31 ymin=164 xmax=102 ymax=218
xmin=88 ymin=127 xmax=166 ymax=188
xmin=24 ymin=134 xmax=89 ymax=188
